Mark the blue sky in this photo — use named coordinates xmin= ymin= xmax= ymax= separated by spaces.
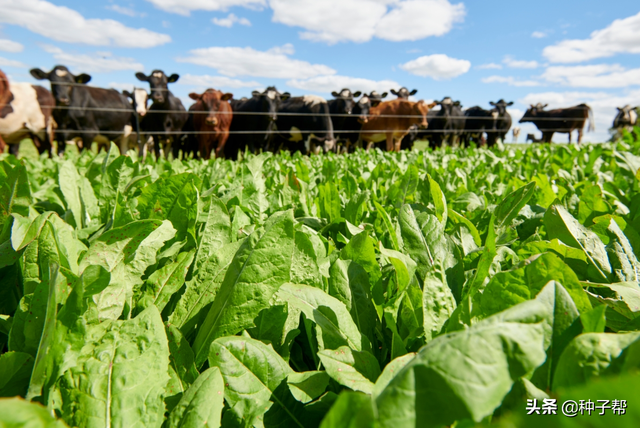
xmin=1 ymin=0 xmax=639 ymax=142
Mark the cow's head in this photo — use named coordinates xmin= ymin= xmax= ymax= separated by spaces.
xmin=123 ymin=88 xmax=149 ymax=117
xmin=614 ymin=105 xmax=639 ymax=128
xmin=251 ymin=86 xmax=290 ymax=121
xmin=368 ymin=91 xmax=388 ymax=107
xmin=414 ymin=100 xmax=438 ymax=128
xmin=519 ymin=103 xmax=548 ymax=123
xmin=390 ymin=87 xmax=417 ymax=100
xmin=30 ymin=65 xmax=91 ymax=106
xmin=489 ymin=99 xmax=514 ymax=116
xmin=330 ymin=88 xmax=362 ymax=115
xmin=135 ymin=70 xmax=179 ymax=104
xmin=189 ymin=89 xmax=233 ymax=126
xmin=355 ymin=94 xmax=372 ymax=124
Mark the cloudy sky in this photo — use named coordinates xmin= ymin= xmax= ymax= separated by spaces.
xmin=0 ymin=0 xmax=639 ymax=142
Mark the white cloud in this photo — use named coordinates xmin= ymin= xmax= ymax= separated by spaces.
xmin=144 ymin=0 xmax=266 ymax=16
xmin=481 ymin=76 xmax=541 ymax=87
xmin=0 ymin=56 xmax=26 ymax=68
xmin=503 ymin=56 xmax=539 ymax=69
xmin=400 ymin=53 xmax=470 ymax=80
xmin=0 ymin=0 xmax=171 ymax=48
xmin=541 ymin=64 xmax=640 ymax=88
xmin=287 ymin=75 xmax=401 ymax=94
xmin=543 ymin=11 xmax=640 ymax=63
xmin=107 ymin=82 xmax=137 ymax=91
xmin=212 ymin=13 xmax=251 ymax=27
xmin=531 ymin=31 xmax=548 ymax=39
xmin=106 ymin=5 xmax=147 ymax=17
xmin=270 ymin=0 xmax=464 ymax=44
xmin=0 ymin=39 xmax=23 ymax=53
xmin=179 ymin=73 xmax=261 ymax=88
xmin=177 ymin=44 xmax=335 ymax=79
xmin=518 ymin=90 xmax=640 ymax=141
xmin=477 ymin=63 xmax=502 ymax=70
xmin=41 ymin=45 xmax=145 ymax=73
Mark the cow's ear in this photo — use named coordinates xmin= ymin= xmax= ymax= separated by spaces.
xmin=542 ymin=104 xmax=548 ymax=108
xmin=507 ymin=101 xmax=514 ymax=106
xmin=409 ymin=89 xmax=418 ymax=95
xmin=380 ymin=92 xmax=388 ymax=98
xmin=76 ymin=74 xmax=91 ymax=84
xmin=489 ymin=101 xmax=496 ymax=106
xmin=189 ymin=92 xmax=200 ymax=100
xmin=252 ymin=90 xmax=261 ymax=97
xmin=390 ymin=89 xmax=398 ymax=95
xmin=280 ymin=92 xmax=291 ymax=101
xmin=331 ymin=91 xmax=339 ymax=98
xmin=167 ymin=74 xmax=180 ymax=83
xmin=122 ymin=90 xmax=132 ymax=98
xmin=353 ymin=91 xmax=361 ymax=97
xmin=221 ymin=93 xmax=233 ymax=101
xmin=30 ymin=68 xmax=49 ymax=80
xmin=428 ymin=101 xmax=438 ymax=109
xmin=135 ymin=72 xmax=149 ymax=82
xmin=616 ymin=107 xmax=622 ymax=111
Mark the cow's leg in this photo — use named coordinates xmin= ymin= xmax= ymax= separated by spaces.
xmin=568 ymin=131 xmax=572 ymax=143
xmin=542 ymin=132 xmax=553 ymax=143
xmin=153 ymin=135 xmax=161 ymax=158
xmin=9 ymin=142 xmax=19 ymax=157
xmin=577 ymin=128 xmax=583 ymax=144
xmin=215 ymin=133 xmax=229 ymax=159
xmin=385 ymin=134 xmax=394 ymax=152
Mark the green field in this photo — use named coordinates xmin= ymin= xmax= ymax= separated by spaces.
xmin=1 ymin=132 xmax=640 ymax=427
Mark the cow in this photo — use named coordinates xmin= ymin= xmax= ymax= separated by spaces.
xmin=359 ymin=99 xmax=437 ymax=152
xmin=224 ymin=87 xmax=290 ymax=160
xmin=368 ymin=90 xmax=388 ymax=106
xmin=461 ymin=99 xmax=513 ymax=147
xmin=331 ymin=92 xmax=379 ymax=152
xmin=328 ymin=88 xmax=361 ymax=150
xmin=1 ymin=69 xmax=55 ymax=155
xmin=485 ymin=99 xmax=513 ymax=146
xmin=273 ymin=95 xmax=336 ymax=155
xmin=121 ymin=88 xmax=149 ymax=154
xmin=519 ymin=103 xmax=594 ymax=143
xmin=512 ymin=127 xmax=521 ymax=143
xmin=419 ymin=97 xmax=465 ymax=148
xmin=182 ymin=89 xmax=233 ymax=159
xmin=135 ymin=70 xmax=188 ymax=158
xmin=390 ymin=87 xmax=417 ymax=100
xmin=613 ymin=105 xmax=638 ymax=131
xmin=30 ymin=65 xmax=134 ymax=154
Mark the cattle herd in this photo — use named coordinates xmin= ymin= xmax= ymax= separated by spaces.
xmin=0 ymin=65 xmax=638 ymax=159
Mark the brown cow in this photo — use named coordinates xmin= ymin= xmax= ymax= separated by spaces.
xmin=187 ymin=89 xmax=233 ymax=159
xmin=0 ymin=69 xmax=55 ymax=155
xmin=359 ymin=99 xmax=437 ymax=152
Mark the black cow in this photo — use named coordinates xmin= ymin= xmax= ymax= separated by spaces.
xmin=273 ymin=95 xmax=336 ymax=155
xmin=613 ymin=105 xmax=638 ymax=130
xmin=519 ymin=103 xmax=594 ymax=143
xmin=420 ymin=97 xmax=465 ymax=148
xmin=368 ymin=90 xmax=388 ymax=106
xmin=486 ymin=99 xmax=513 ymax=146
xmin=390 ymin=87 xmax=417 ymax=99
xmin=135 ymin=70 xmax=187 ymax=158
xmin=461 ymin=99 xmax=513 ymax=147
xmin=328 ymin=88 xmax=361 ymax=150
xmin=223 ymin=86 xmax=290 ymax=159
xmin=30 ymin=65 xmax=135 ymax=154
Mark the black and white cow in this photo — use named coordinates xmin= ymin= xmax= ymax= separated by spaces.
xmin=274 ymin=95 xmax=336 ymax=155
xmin=224 ymin=86 xmax=290 ymax=159
xmin=423 ymin=97 xmax=465 ymax=148
xmin=486 ymin=99 xmax=513 ymax=146
xmin=135 ymin=70 xmax=188 ymax=158
xmin=390 ymin=87 xmax=417 ymax=99
xmin=461 ymin=99 xmax=513 ymax=147
xmin=30 ymin=65 xmax=135 ymax=154
xmin=328 ymin=88 xmax=361 ymax=149
xmin=368 ymin=91 xmax=388 ymax=106
xmin=613 ymin=105 xmax=638 ymax=131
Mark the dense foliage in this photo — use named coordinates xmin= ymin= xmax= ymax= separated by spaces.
xmin=1 ymin=134 xmax=640 ymax=427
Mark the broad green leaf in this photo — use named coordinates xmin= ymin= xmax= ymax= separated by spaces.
xmin=166 ymin=367 xmax=224 ymax=428
xmin=318 ymin=346 xmax=381 ymax=394
xmin=340 ymin=232 xmax=381 ymax=287
xmin=318 ymin=391 xmax=375 ymax=428
xmin=57 ymin=161 xmax=84 ymax=228
xmin=372 ymin=353 xmax=416 ymax=397
xmin=422 ymin=268 xmax=456 ymax=341
xmin=580 ymin=304 xmax=607 ymax=333
xmin=0 ymin=160 xmax=31 ymax=227
xmin=0 ymin=351 xmax=34 ymax=397
xmin=192 ymin=211 xmax=295 ymax=366
xmin=287 ymin=371 xmax=330 ymax=404
xmin=276 ymin=283 xmax=368 ymax=352
xmin=544 ymin=202 xmax=612 ymax=282
xmin=375 ymin=319 xmax=546 ymax=427
xmin=208 ymin=336 xmax=304 ymax=428
xmin=0 ymin=397 xmax=68 ymax=427
xmin=586 ymin=283 xmax=640 ymax=331
xmin=373 ymin=201 xmax=399 ymax=251
xmin=494 ymin=181 xmax=536 ymax=227
xmin=137 ymin=249 xmax=195 ymax=313
xmin=427 ymin=174 xmax=447 ymax=224
xmin=57 ymin=306 xmax=170 ymax=428
xmin=164 ymin=324 xmax=199 ymax=411
xmin=605 ymin=218 xmax=640 ymax=282
xmin=78 ymin=220 xmax=176 ymax=320
xmin=248 ymin=303 xmax=300 ymax=360
xmin=552 ymin=332 xmax=640 ymax=390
